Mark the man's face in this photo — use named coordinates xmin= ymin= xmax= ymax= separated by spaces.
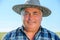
xmin=22 ymin=7 xmax=42 ymax=30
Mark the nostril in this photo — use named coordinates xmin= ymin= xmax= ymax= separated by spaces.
xmin=28 ymin=16 xmax=31 ymax=20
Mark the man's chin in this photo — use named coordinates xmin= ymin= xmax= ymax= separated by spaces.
xmin=28 ymin=23 xmax=36 ymax=25
xmin=27 ymin=25 xmax=36 ymax=28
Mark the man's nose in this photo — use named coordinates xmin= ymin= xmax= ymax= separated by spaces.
xmin=28 ymin=14 xmax=33 ymax=20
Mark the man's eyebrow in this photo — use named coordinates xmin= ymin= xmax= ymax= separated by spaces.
xmin=24 ymin=11 xmax=30 ymax=14
xmin=25 ymin=11 xmax=29 ymax=13
xmin=33 ymin=11 xmax=37 ymax=13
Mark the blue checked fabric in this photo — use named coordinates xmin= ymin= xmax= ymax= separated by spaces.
xmin=2 ymin=26 xmax=60 ymax=40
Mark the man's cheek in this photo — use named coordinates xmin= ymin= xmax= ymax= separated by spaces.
xmin=36 ymin=17 xmax=40 ymax=20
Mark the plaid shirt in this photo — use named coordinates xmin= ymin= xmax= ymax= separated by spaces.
xmin=2 ymin=26 xmax=60 ymax=40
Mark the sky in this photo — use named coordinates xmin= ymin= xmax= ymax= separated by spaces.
xmin=0 ymin=0 xmax=60 ymax=32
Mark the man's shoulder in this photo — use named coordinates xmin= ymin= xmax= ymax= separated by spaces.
xmin=2 ymin=27 xmax=23 ymax=40
xmin=41 ymin=27 xmax=60 ymax=40
xmin=42 ymin=27 xmax=55 ymax=35
xmin=6 ymin=27 xmax=22 ymax=36
xmin=42 ymin=27 xmax=57 ymax=36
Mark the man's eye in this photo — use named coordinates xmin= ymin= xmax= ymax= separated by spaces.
xmin=24 ymin=12 xmax=29 ymax=15
xmin=33 ymin=12 xmax=38 ymax=15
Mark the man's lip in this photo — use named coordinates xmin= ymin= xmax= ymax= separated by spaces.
xmin=27 ymin=21 xmax=36 ymax=23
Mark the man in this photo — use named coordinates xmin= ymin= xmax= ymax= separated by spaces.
xmin=2 ymin=0 xmax=60 ymax=40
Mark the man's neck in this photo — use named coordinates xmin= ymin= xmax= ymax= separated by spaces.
xmin=24 ymin=27 xmax=40 ymax=40
xmin=24 ymin=30 xmax=36 ymax=40
xmin=24 ymin=26 xmax=40 ymax=34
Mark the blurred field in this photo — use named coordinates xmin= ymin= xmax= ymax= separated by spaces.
xmin=0 ymin=32 xmax=6 ymax=40
xmin=56 ymin=32 xmax=60 ymax=37
xmin=0 ymin=32 xmax=60 ymax=40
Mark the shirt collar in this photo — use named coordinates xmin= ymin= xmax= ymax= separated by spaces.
xmin=17 ymin=25 xmax=43 ymax=39
xmin=19 ymin=25 xmax=42 ymax=33
xmin=17 ymin=25 xmax=47 ymax=35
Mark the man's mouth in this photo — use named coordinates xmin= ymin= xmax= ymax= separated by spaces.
xmin=27 ymin=21 xmax=36 ymax=24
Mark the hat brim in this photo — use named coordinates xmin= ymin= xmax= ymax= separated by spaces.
xmin=12 ymin=4 xmax=51 ymax=17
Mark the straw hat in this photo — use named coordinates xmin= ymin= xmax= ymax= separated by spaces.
xmin=12 ymin=0 xmax=51 ymax=17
